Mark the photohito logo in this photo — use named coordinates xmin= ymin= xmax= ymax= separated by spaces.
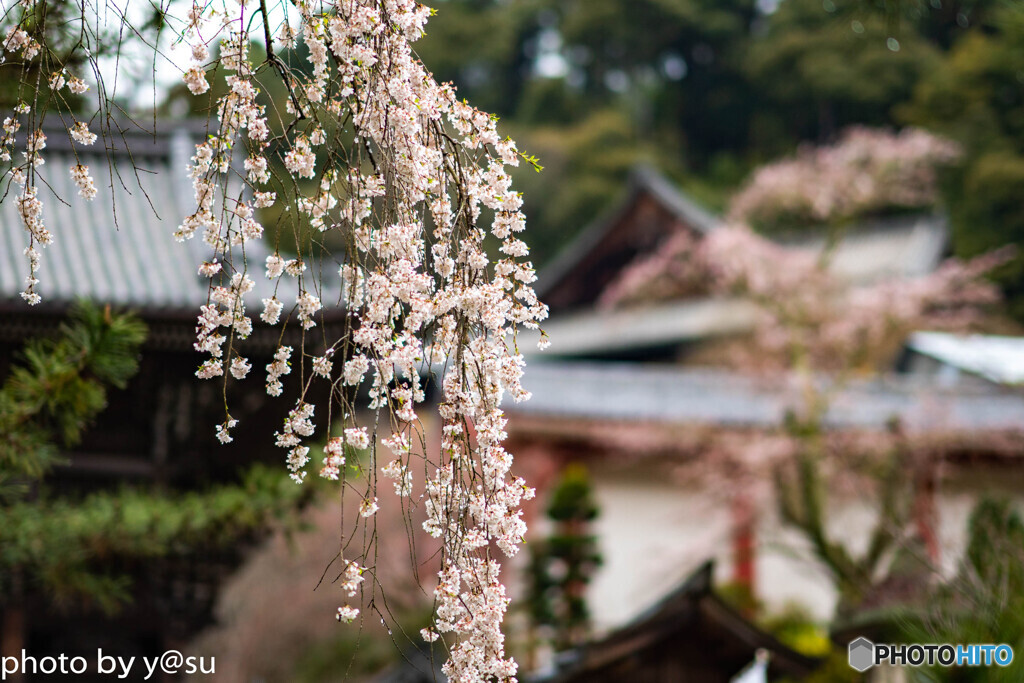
xmin=848 ymin=637 xmax=875 ymax=672
xmin=848 ymin=637 xmax=1013 ymax=671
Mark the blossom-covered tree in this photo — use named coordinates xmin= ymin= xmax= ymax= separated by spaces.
xmin=610 ymin=219 xmax=1008 ymax=610
xmin=728 ymin=126 xmax=961 ymax=233
xmin=1 ymin=1 xmax=548 ymax=680
xmin=602 ymin=128 xmax=1011 ymax=614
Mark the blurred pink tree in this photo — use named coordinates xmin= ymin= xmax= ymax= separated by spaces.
xmin=728 ymin=127 xmax=962 ymax=233
xmin=603 ymin=128 xmax=1011 ymax=613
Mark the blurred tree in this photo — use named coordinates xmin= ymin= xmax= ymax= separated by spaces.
xmin=900 ymin=4 xmax=1024 ymax=320
xmin=912 ymin=0 xmax=988 ymax=49
xmin=0 ymin=301 xmax=147 ymax=500
xmin=552 ymin=0 xmax=758 ymax=164
xmin=748 ymin=0 xmax=940 ymax=147
xmin=414 ymin=0 xmax=547 ymax=117
xmin=0 ymin=302 xmax=305 ymax=613
xmin=510 ymin=108 xmax=663 ymax=265
xmin=526 ymin=464 xmax=602 ymax=653
xmin=905 ymin=498 xmax=1024 ymax=682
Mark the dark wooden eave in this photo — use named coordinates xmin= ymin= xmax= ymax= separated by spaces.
xmin=547 ymin=561 xmax=820 ymax=682
xmin=536 ymin=166 xmax=719 ymax=314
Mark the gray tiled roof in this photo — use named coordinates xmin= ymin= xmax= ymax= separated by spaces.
xmin=0 ymin=125 xmax=286 ymax=311
xmin=511 ymin=361 xmax=1024 ymax=433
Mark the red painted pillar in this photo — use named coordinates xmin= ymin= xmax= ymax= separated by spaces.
xmin=914 ymin=467 xmax=939 ymax=563
xmin=732 ymin=493 xmax=756 ymax=612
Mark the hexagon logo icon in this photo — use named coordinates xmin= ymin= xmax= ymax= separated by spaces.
xmin=849 ymin=637 xmax=875 ymax=672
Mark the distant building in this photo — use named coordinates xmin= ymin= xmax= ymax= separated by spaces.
xmin=0 ymin=122 xmax=340 ymax=488
xmin=534 ymin=166 xmax=949 ymax=362
xmin=508 ymin=167 xmax=1024 ymax=636
xmin=540 ymin=166 xmax=720 ymax=317
xmin=0 ymin=122 xmax=339 ymax=677
xmin=542 ymin=561 xmax=819 ymax=683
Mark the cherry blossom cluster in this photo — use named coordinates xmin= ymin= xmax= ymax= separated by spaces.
xmin=607 ymin=219 xmax=1008 ymax=370
xmin=168 ymin=2 xmax=546 ymax=680
xmin=729 ymin=126 xmax=962 ymax=231
xmin=8 ymin=123 xmax=51 ymax=305
xmin=3 ymin=1 xmax=547 ymax=674
xmin=2 ymin=0 xmax=102 ymax=305
xmin=2 ymin=22 xmax=40 ymax=62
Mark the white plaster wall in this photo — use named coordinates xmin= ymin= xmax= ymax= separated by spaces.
xmin=581 ymin=465 xmax=1024 ymax=633
xmin=585 ymin=474 xmax=733 ymax=632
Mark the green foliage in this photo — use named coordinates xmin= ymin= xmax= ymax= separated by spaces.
xmin=749 ymin=0 xmax=941 ymax=143
xmin=414 ymin=0 xmax=544 ymax=117
xmin=0 ymin=464 xmax=308 ymax=612
xmin=510 ymin=108 xmax=667 ymax=265
xmin=902 ymin=498 xmax=1024 ymax=682
xmin=0 ymin=301 xmax=146 ymax=496
xmin=0 ymin=301 xmax=307 ymax=613
xmin=526 ymin=464 xmax=602 ymax=651
xmin=553 ymin=0 xmax=758 ymax=161
xmin=964 ymin=498 xmax=1024 ymax=592
xmin=545 ymin=464 xmax=600 ymax=523
xmin=900 ymin=8 xmax=1024 ymax=152
xmin=898 ymin=5 xmax=1024 ymax=320
xmin=760 ymin=604 xmax=832 ymax=658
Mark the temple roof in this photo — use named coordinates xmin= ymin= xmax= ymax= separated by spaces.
xmin=0 ymin=123 xmax=296 ymax=313
xmin=546 ymin=561 xmax=819 ymax=682
xmin=536 ymin=166 xmax=949 ymax=324
xmin=511 ymin=361 xmax=1024 ymax=434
